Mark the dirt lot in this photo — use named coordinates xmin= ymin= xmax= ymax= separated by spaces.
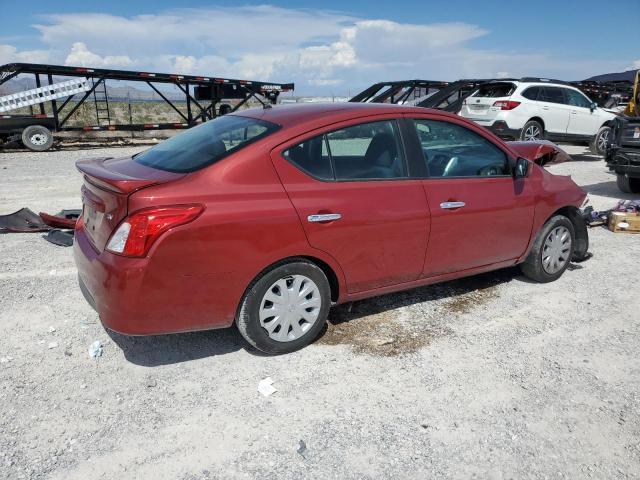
xmin=1 ymin=144 xmax=639 ymax=480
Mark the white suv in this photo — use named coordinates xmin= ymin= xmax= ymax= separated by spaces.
xmin=459 ymin=79 xmax=617 ymax=154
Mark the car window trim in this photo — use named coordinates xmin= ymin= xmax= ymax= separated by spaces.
xmin=279 ymin=117 xmax=413 ymax=183
xmin=403 ymin=116 xmax=513 ymax=180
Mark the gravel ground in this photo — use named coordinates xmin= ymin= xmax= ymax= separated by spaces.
xmin=0 ymin=144 xmax=639 ymax=480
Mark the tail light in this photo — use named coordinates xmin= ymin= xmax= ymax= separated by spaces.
xmin=106 ymin=204 xmax=204 ymax=257
xmin=493 ymin=100 xmax=521 ymax=110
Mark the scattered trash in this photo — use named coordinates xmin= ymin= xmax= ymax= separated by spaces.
xmin=43 ymin=229 xmax=74 ymax=247
xmin=0 ymin=356 xmax=13 ymax=363
xmin=48 ymin=326 xmax=56 ymax=333
xmin=0 ymin=208 xmax=48 ymax=233
xmin=39 ymin=211 xmax=79 ymax=229
xmin=257 ymin=377 xmax=277 ymax=397
xmin=297 ymin=439 xmax=308 ymax=460
xmin=47 ymin=342 xmax=58 ymax=349
xmin=145 ymin=377 xmax=158 ymax=388
xmin=88 ymin=340 xmax=103 ymax=358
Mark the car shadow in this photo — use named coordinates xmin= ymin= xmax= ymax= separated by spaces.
xmin=322 ymin=267 xmax=521 ymax=326
xmin=579 ymin=178 xmax=638 ymax=201
xmin=107 ymin=327 xmax=245 ymax=367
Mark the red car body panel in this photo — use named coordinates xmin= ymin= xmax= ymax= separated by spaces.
xmin=73 ymin=103 xmax=587 ymax=336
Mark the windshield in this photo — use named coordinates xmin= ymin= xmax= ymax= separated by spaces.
xmin=135 ymin=115 xmax=280 ymax=173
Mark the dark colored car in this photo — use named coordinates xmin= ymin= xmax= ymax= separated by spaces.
xmin=74 ymin=103 xmax=589 ymax=354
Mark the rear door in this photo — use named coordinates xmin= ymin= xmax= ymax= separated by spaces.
xmin=459 ymin=82 xmax=516 ymax=126
xmin=564 ymin=88 xmax=601 ymax=136
xmin=538 ymin=86 xmax=571 ymax=134
xmin=407 ymin=115 xmax=536 ymax=276
xmin=271 ymin=117 xmax=430 ymax=293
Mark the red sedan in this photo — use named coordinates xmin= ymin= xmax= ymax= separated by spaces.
xmin=74 ymin=103 xmax=589 ymax=354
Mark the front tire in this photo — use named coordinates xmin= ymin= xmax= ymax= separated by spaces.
xmin=236 ymin=259 xmax=331 ymax=354
xmin=617 ymin=174 xmax=640 ymax=193
xmin=21 ymin=125 xmax=54 ymax=151
xmin=520 ymin=215 xmax=575 ymax=283
xmin=590 ymin=126 xmax=610 ymax=156
xmin=520 ymin=120 xmax=544 ymax=141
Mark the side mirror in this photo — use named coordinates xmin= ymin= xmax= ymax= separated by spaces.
xmin=590 ymin=102 xmax=597 ymax=112
xmin=513 ymin=157 xmax=529 ymax=178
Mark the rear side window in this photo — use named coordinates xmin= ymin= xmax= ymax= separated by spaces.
xmin=521 ymin=86 xmax=541 ymax=100
xmin=472 ymin=82 xmax=516 ymax=98
xmin=135 ymin=115 xmax=279 ymax=173
xmin=412 ymin=119 xmax=508 ymax=178
xmin=283 ymin=120 xmax=407 ymax=181
xmin=539 ymin=87 xmax=566 ymax=104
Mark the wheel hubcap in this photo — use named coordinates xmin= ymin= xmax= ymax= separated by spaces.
xmin=541 ymin=226 xmax=572 ymax=274
xmin=259 ymin=275 xmax=321 ymax=342
xmin=30 ymin=134 xmax=47 ymax=146
xmin=524 ymin=125 xmax=540 ymax=141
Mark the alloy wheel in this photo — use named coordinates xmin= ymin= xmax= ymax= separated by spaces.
xmin=524 ymin=125 xmax=541 ymax=141
xmin=259 ymin=275 xmax=321 ymax=342
xmin=541 ymin=226 xmax=572 ymax=274
xmin=597 ymin=129 xmax=609 ymax=153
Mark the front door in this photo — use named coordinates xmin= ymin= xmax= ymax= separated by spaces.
xmin=564 ymin=88 xmax=601 ymax=136
xmin=271 ymin=118 xmax=430 ymax=293
xmin=408 ymin=116 xmax=536 ymax=277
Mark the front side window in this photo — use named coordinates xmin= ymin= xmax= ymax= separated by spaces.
xmin=564 ymin=89 xmax=592 ymax=108
xmin=135 ymin=115 xmax=279 ymax=173
xmin=283 ymin=120 xmax=407 ymax=181
xmin=412 ymin=119 xmax=508 ymax=178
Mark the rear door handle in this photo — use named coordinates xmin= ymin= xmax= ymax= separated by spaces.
xmin=440 ymin=201 xmax=465 ymax=209
xmin=308 ymin=213 xmax=342 ymax=222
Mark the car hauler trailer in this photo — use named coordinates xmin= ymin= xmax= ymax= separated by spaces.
xmin=0 ymin=62 xmax=294 ymax=151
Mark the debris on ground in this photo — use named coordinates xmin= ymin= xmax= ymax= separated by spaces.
xmin=43 ymin=229 xmax=74 ymax=247
xmin=257 ymin=377 xmax=277 ymax=397
xmin=47 ymin=342 xmax=58 ymax=349
xmin=48 ymin=326 xmax=56 ymax=333
xmin=0 ymin=208 xmax=49 ymax=233
xmin=0 ymin=208 xmax=79 ymax=246
xmin=297 ymin=440 xmax=308 ymax=460
xmin=88 ymin=340 xmax=103 ymax=358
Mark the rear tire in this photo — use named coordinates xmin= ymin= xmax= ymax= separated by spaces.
xmin=520 ymin=120 xmax=543 ymax=141
xmin=520 ymin=215 xmax=575 ymax=283
xmin=617 ymin=174 xmax=640 ymax=194
xmin=236 ymin=259 xmax=331 ymax=354
xmin=589 ymin=126 xmax=610 ymax=156
xmin=21 ymin=125 xmax=53 ymax=151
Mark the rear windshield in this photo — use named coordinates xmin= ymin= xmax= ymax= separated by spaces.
xmin=135 ymin=115 xmax=279 ymax=173
xmin=472 ymin=82 xmax=516 ymax=98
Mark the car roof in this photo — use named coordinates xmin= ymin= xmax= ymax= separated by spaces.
xmin=232 ymin=102 xmax=458 ymax=128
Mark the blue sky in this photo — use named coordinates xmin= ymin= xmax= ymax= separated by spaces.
xmin=1 ymin=0 xmax=638 ymax=95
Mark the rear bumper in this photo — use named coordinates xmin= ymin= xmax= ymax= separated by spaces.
xmin=73 ymin=226 xmax=236 ymax=335
xmin=485 ymin=121 xmax=521 ymax=140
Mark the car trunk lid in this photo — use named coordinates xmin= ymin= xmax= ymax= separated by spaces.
xmin=76 ymin=156 xmax=184 ymax=251
xmin=460 ymin=82 xmax=516 ymax=123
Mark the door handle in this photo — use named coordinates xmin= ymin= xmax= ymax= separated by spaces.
xmin=307 ymin=213 xmax=342 ymax=222
xmin=440 ymin=201 xmax=465 ymax=209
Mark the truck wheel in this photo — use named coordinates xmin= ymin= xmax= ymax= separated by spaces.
xmin=21 ymin=125 xmax=54 ymax=151
xmin=589 ymin=126 xmax=610 ymax=156
xmin=616 ymin=174 xmax=640 ymax=194
xmin=520 ymin=120 xmax=543 ymax=141
xmin=218 ymin=104 xmax=232 ymax=115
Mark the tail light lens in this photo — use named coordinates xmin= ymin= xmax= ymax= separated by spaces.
xmin=106 ymin=204 xmax=204 ymax=257
xmin=493 ymin=100 xmax=521 ymax=110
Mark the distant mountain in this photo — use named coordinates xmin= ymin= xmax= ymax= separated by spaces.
xmin=586 ymin=69 xmax=638 ymax=82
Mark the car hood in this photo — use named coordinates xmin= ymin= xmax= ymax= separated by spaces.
xmin=506 ymin=140 xmax=571 ymax=167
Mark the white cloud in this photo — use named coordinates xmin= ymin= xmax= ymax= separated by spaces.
xmin=1 ymin=6 xmax=634 ymax=94
xmin=64 ymin=42 xmax=133 ymax=68
xmin=0 ymin=44 xmax=50 ymax=64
